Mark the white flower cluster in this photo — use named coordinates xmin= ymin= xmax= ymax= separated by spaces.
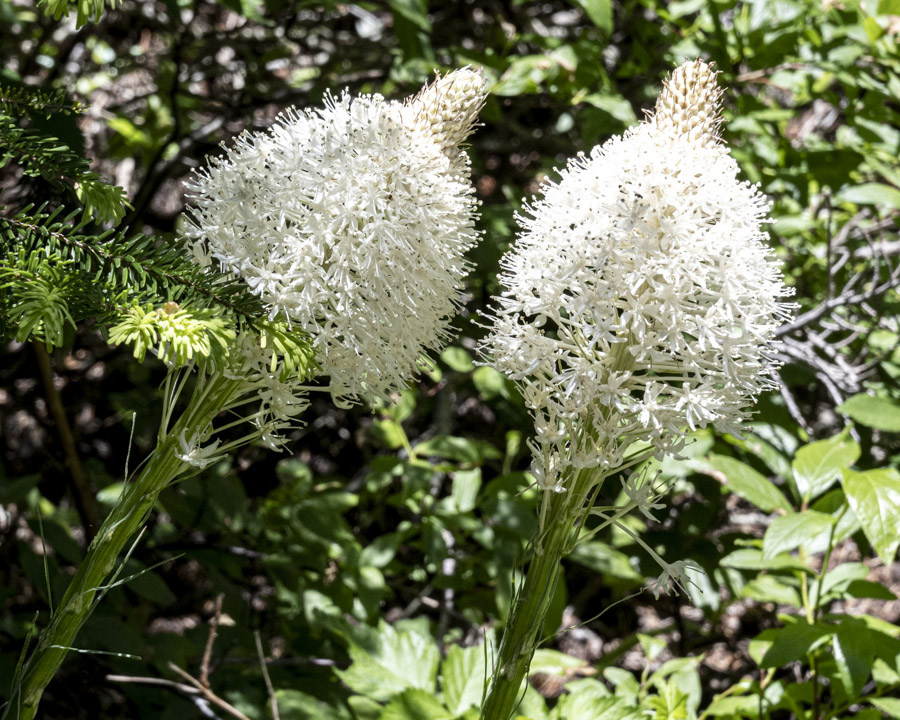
xmin=184 ymin=69 xmax=486 ymax=404
xmin=483 ymin=60 xmax=793 ymax=490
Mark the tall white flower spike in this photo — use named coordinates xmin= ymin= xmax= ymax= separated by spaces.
xmin=184 ymin=68 xmax=486 ymax=404
xmin=483 ymin=60 xmax=793 ymax=487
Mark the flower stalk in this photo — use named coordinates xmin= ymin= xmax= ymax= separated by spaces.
xmin=480 ymin=59 xmax=792 ymax=720
xmin=480 ymin=465 xmax=603 ymax=720
xmin=11 ymin=431 xmax=185 ymax=720
xmin=8 ymin=351 xmax=309 ymax=719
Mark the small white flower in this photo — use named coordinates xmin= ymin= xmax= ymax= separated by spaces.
xmin=185 ymin=69 xmax=486 ymax=404
xmin=649 ymin=559 xmax=704 ymax=599
xmin=621 ymin=473 xmax=665 ymax=522
xmin=259 ymin=375 xmax=310 ymax=420
xmin=176 ymin=430 xmax=223 ymax=470
xmin=482 ymin=60 xmax=793 ymax=479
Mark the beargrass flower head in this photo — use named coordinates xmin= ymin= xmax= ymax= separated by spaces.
xmin=483 ymin=60 xmax=793 ymax=488
xmin=183 ymin=68 xmax=486 ymax=404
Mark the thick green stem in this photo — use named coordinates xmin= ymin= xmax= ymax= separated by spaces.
xmin=7 ymin=373 xmax=244 ymax=720
xmin=10 ymin=440 xmax=182 ymax=720
xmin=481 ymin=468 xmax=599 ymax=720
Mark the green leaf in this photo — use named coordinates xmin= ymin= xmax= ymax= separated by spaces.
xmin=414 ymin=436 xmax=502 ymax=465
xmin=451 ymin=469 xmax=482 ymax=513
xmin=707 ymin=455 xmax=791 ymax=513
xmin=741 ymin=575 xmax=801 ymax=607
xmin=442 ymin=644 xmax=487 ymax=716
xmin=567 ymin=0 xmax=612 ymax=32
xmin=720 ymin=548 xmax=813 ymax=573
xmin=702 ymin=694 xmax=758 ymax=717
xmin=118 ymin=560 xmax=176 ymax=605
xmin=871 ymin=698 xmax=900 ymax=718
xmin=472 ymin=366 xmax=515 ymax=401
xmin=360 ymin=532 xmax=404 ymax=569
xmin=530 ymin=649 xmax=586 ymax=675
xmin=809 ymin=562 xmax=869 ymax=607
xmin=570 ymin=541 xmax=642 ymax=581
xmin=275 ymin=689 xmax=351 ymax=720
xmin=441 ymin=346 xmax=474 ymax=373
xmin=372 ymin=419 xmax=408 ymax=449
xmin=380 ymin=689 xmax=451 ymax=720
xmin=792 ymin=430 xmax=860 ymax=501
xmin=559 ymin=690 xmax=641 ymax=720
xmin=837 ymin=182 xmax=900 ymax=210
xmin=0 ymin=474 xmax=39 ymax=504
xmin=844 ymin=579 xmax=899 ymax=601
xmin=842 ymin=468 xmax=900 ymax=564
xmin=336 ymin=622 xmax=440 ymax=702
xmin=838 ymin=394 xmax=900 ymax=432
xmin=834 ymin=623 xmax=875 ymax=700
xmin=762 ymin=510 xmax=836 ymax=560
xmin=386 ymin=0 xmax=430 ymax=31
xmin=638 ymin=634 xmax=668 ymax=663
xmin=757 ymin=621 xmax=833 ymax=668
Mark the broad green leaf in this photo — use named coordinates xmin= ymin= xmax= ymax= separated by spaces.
xmin=720 ymin=548 xmax=813 ymax=573
xmin=702 ymin=695 xmax=757 ymax=717
xmin=349 ymin=696 xmax=383 ymax=720
xmin=792 ymin=430 xmax=860 ymax=500
xmin=822 ymin=611 xmax=900 ymax=638
xmin=707 ymin=455 xmax=791 ymax=513
xmin=762 ymin=510 xmax=835 ymax=560
xmin=581 ymin=93 xmax=637 ymax=123
xmin=414 ymin=435 xmax=502 ymax=465
xmin=570 ymin=541 xmax=642 ymax=581
xmin=837 ymin=182 xmax=900 ymax=210
xmin=842 ymin=468 xmax=900 ymax=564
xmin=451 ymin=469 xmax=482 ymax=513
xmin=380 ymin=689 xmax=451 ymax=720
xmin=834 ymin=622 xmax=876 ymax=700
xmin=873 ymin=658 xmax=900 ymax=684
xmin=726 ymin=433 xmax=793 ymax=490
xmin=336 ymin=622 xmax=440 ymax=702
xmin=871 ymin=698 xmax=900 ymax=718
xmin=473 ymin=366 xmax=514 ymax=401
xmin=386 ymin=0 xmax=430 ymax=31
xmin=441 ymin=346 xmax=474 ymax=373
xmin=276 ymin=689 xmax=351 ymax=720
xmin=372 ymin=420 xmax=406 ymax=450
xmin=559 ymin=691 xmax=642 ymax=720
xmin=838 ymin=394 xmax=900 ymax=431
xmin=742 ymin=575 xmax=801 ymax=607
xmin=442 ymin=643 xmax=486 ymax=716
xmin=603 ymin=667 xmax=640 ymax=705
xmin=810 ymin=489 xmax=861 ymax=550
xmin=121 ymin=561 xmax=177 ymax=605
xmin=809 ymin=562 xmax=869 ymax=607
xmin=844 ymin=579 xmax=899 ymax=601
xmin=0 ymin=475 xmax=39 ymax=504
xmin=530 ymin=649 xmax=586 ymax=675
xmin=638 ymin=634 xmax=668 ymax=663
xmin=757 ymin=621 xmax=833 ymax=668
xmin=567 ymin=0 xmax=612 ymax=32
xmin=360 ymin=532 xmax=404 ymax=569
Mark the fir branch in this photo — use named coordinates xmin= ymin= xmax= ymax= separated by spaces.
xmin=0 ymin=117 xmax=129 ymax=224
xmin=0 ymin=85 xmax=86 ymax=118
xmin=0 ymin=206 xmax=267 ymax=324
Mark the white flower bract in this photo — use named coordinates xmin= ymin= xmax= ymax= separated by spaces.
xmin=184 ymin=69 xmax=486 ymax=404
xmin=483 ymin=60 xmax=793 ymax=484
